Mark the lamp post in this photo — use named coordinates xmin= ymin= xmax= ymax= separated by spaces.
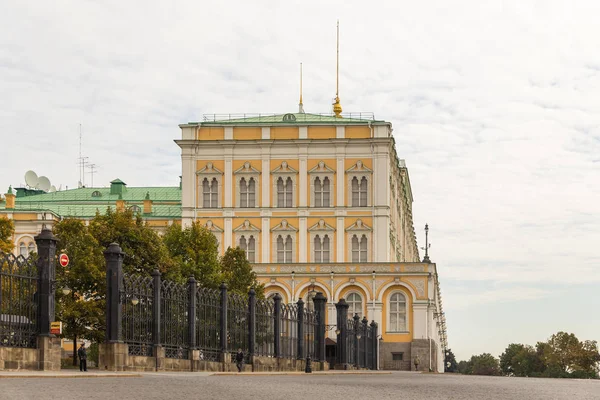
xmin=305 ymin=283 xmax=317 ymax=373
xmin=422 ymin=224 xmax=431 ymax=263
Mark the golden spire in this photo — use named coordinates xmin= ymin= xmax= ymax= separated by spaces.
xmin=299 ymin=62 xmax=305 ymax=113
xmin=333 ymin=20 xmax=342 ymax=118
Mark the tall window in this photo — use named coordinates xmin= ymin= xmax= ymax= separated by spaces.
xmin=239 ymin=177 xmax=256 ymax=208
xmin=351 ymin=234 xmax=368 ymax=262
xmin=313 ymin=234 xmax=330 ymax=263
xmin=314 ymin=177 xmax=330 ymax=207
xmin=19 ymin=242 xmax=27 ymax=256
xmin=277 ymin=177 xmax=293 ymax=208
xmin=351 ymin=176 xmax=368 ymax=207
xmin=276 ymin=235 xmax=293 ymax=263
xmin=27 ymin=243 xmax=35 ymax=255
xmin=347 ymin=292 xmax=362 ymax=317
xmin=389 ymin=293 xmax=407 ymax=332
xmin=239 ymin=235 xmax=256 ymax=263
xmin=202 ymin=177 xmax=218 ymax=208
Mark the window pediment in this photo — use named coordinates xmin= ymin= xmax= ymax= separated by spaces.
xmin=345 ymin=160 xmax=372 ymax=174
xmin=308 ymin=161 xmax=335 ymax=174
xmin=271 ymin=161 xmax=298 ymax=175
xmin=233 ymin=219 xmax=261 ymax=233
xmin=345 ymin=219 xmax=372 ymax=232
xmin=234 ymin=162 xmax=260 ymax=175
xmin=204 ymin=220 xmax=223 ymax=233
xmin=308 ymin=219 xmax=335 ymax=232
xmin=196 ymin=162 xmax=223 ymax=175
xmin=271 ymin=219 xmax=298 ymax=232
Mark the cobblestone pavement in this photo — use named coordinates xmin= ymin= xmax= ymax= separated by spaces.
xmin=1 ymin=372 xmax=599 ymax=400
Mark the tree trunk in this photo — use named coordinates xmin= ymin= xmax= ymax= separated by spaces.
xmin=73 ymin=334 xmax=77 ymax=366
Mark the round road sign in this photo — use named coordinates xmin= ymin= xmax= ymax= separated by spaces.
xmin=59 ymin=253 xmax=69 ymax=267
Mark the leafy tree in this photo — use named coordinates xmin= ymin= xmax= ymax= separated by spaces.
xmin=457 ymin=359 xmax=472 ymax=375
xmin=444 ymin=348 xmax=458 ymax=372
xmin=500 ymin=343 xmax=544 ymax=377
xmin=538 ymin=332 xmax=600 ymax=378
xmin=88 ymin=208 xmax=173 ymax=275
xmin=220 ymin=246 xmax=264 ymax=297
xmin=0 ymin=217 xmax=14 ymax=253
xmin=54 ymin=219 xmax=106 ymax=365
xmin=470 ymin=353 xmax=501 ymax=376
xmin=162 ymin=221 xmax=221 ymax=286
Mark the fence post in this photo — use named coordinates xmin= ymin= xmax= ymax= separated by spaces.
xmin=313 ymin=292 xmax=327 ymax=364
xmin=370 ymin=321 xmax=378 ymax=370
xmin=151 ymin=269 xmax=161 ymax=347
xmin=273 ymin=293 xmax=282 ymax=358
xmin=361 ymin=316 xmax=368 ymax=369
xmin=335 ymin=298 xmax=349 ymax=369
xmin=248 ymin=288 xmax=256 ymax=361
xmin=353 ymin=313 xmax=360 ymax=369
xmin=103 ymin=242 xmax=124 ymax=343
xmin=35 ymin=228 xmax=57 ymax=337
xmin=296 ymin=298 xmax=304 ymax=360
xmin=188 ymin=277 xmax=196 ymax=349
xmin=219 ymin=283 xmax=228 ymax=362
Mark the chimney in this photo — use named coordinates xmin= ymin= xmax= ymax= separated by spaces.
xmin=116 ymin=193 xmax=125 ymax=212
xmin=5 ymin=186 xmax=15 ymax=209
xmin=143 ymin=191 xmax=152 ymax=214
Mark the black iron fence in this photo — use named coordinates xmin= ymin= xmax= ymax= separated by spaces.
xmin=0 ymin=229 xmax=58 ymax=350
xmin=335 ymin=299 xmax=378 ymax=370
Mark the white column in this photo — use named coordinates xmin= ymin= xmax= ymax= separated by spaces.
xmin=412 ymin=303 xmax=428 ymax=339
xmin=261 ymin=127 xmax=270 ymax=140
xmin=262 ymin=158 xmax=270 ymax=207
xmin=262 ymin=218 xmax=270 ymax=262
xmin=224 ymin=159 xmax=232 ymax=207
xmin=336 ymin=126 xmax=345 ymax=139
xmin=367 ymin=302 xmax=383 ymax=330
xmin=181 ymin=152 xmax=195 ymax=227
xmin=336 ymin=158 xmax=344 ymax=207
xmin=224 ymin=218 xmax=233 ymax=250
xmin=299 ymin=217 xmax=307 ymax=262
xmin=224 ymin=127 xmax=233 ymax=140
xmin=327 ymin=303 xmax=337 ymax=339
xmin=336 ymin=217 xmax=344 ymax=262
xmin=299 ymin=157 xmax=307 ymax=207
xmin=299 ymin=126 xmax=308 ymax=139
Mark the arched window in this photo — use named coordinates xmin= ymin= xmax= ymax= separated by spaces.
xmin=91 ymin=190 xmax=102 ymax=197
xmin=277 ymin=177 xmax=293 ymax=208
xmin=19 ymin=242 xmax=27 ymax=256
xmin=313 ymin=234 xmax=330 ymax=263
xmin=351 ymin=234 xmax=368 ymax=263
xmin=389 ymin=292 xmax=407 ymax=332
xmin=276 ymin=234 xmax=293 ymax=263
xmin=347 ymin=292 xmax=363 ymax=317
xmin=27 ymin=243 xmax=36 ymax=255
xmin=129 ymin=205 xmax=141 ymax=214
xmin=314 ymin=177 xmax=331 ymax=207
xmin=240 ymin=177 xmax=256 ymax=208
xmin=203 ymin=177 xmax=219 ymax=208
xmin=239 ymin=235 xmax=256 ymax=262
xmin=351 ymin=176 xmax=368 ymax=207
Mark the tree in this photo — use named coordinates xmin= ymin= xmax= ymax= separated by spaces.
xmin=457 ymin=359 xmax=472 ymax=375
xmin=220 ymin=246 xmax=265 ymax=297
xmin=0 ymin=217 xmax=14 ymax=253
xmin=162 ymin=221 xmax=221 ymax=286
xmin=54 ymin=218 xmax=106 ymax=365
xmin=88 ymin=208 xmax=173 ymax=275
xmin=500 ymin=343 xmax=544 ymax=377
xmin=470 ymin=353 xmax=501 ymax=376
xmin=539 ymin=332 xmax=600 ymax=378
xmin=444 ymin=348 xmax=458 ymax=372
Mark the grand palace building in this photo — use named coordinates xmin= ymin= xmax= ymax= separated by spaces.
xmin=1 ymin=110 xmax=448 ymax=372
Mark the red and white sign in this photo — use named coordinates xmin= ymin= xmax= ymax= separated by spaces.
xmin=59 ymin=253 xmax=69 ymax=267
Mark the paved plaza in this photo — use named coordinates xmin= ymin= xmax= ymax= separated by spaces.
xmin=0 ymin=371 xmax=598 ymax=400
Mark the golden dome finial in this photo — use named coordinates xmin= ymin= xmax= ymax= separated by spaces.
xmin=333 ymin=20 xmax=342 ymax=118
xmin=299 ymin=63 xmax=305 ymax=113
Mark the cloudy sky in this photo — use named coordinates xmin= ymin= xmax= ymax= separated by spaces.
xmin=1 ymin=1 xmax=599 ymax=360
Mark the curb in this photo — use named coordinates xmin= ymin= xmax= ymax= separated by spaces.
xmin=0 ymin=374 xmax=142 ymax=379
xmin=211 ymin=371 xmax=392 ymax=376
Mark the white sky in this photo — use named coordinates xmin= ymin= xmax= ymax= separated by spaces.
xmin=1 ymin=1 xmax=599 ymax=360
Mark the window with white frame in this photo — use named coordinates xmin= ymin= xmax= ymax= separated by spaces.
xmin=276 ymin=177 xmax=293 ymax=208
xmin=309 ymin=161 xmax=335 ymax=208
xmin=239 ymin=234 xmax=256 ymax=263
xmin=235 ymin=162 xmax=260 ymax=208
xmin=389 ymin=292 xmax=407 ymax=332
xmin=19 ymin=242 xmax=27 ymax=256
xmin=202 ymin=177 xmax=219 ymax=208
xmin=351 ymin=234 xmax=368 ymax=262
xmin=239 ymin=177 xmax=256 ymax=208
xmin=347 ymin=292 xmax=363 ymax=317
xmin=314 ymin=177 xmax=331 ymax=207
xmin=351 ymin=176 xmax=368 ymax=207
xmin=27 ymin=243 xmax=35 ymax=255
xmin=276 ymin=234 xmax=293 ymax=263
xmin=313 ymin=234 xmax=331 ymax=263
xmin=346 ymin=160 xmax=372 ymax=208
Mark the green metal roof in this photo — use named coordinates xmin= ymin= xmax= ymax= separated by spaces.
xmin=194 ymin=112 xmax=388 ymax=126
xmin=0 ymin=203 xmax=181 ymax=218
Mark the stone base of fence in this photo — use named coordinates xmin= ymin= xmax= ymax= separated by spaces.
xmin=99 ymin=343 xmax=329 ymax=373
xmin=0 ymin=337 xmax=61 ymax=371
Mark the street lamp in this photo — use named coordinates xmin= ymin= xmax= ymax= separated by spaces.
xmin=61 ymin=286 xmax=72 ymax=296
xmin=131 ymin=296 xmax=140 ymax=306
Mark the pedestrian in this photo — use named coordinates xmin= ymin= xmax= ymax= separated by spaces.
xmin=78 ymin=343 xmax=88 ymax=372
xmin=235 ymin=348 xmax=244 ymax=373
xmin=414 ymin=355 xmax=420 ymax=371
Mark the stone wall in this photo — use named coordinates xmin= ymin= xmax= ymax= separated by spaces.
xmin=379 ymin=341 xmax=412 ymax=371
xmin=99 ymin=343 xmax=329 ymax=373
xmin=0 ymin=337 xmax=62 ymax=371
xmin=410 ymin=339 xmax=439 ymax=372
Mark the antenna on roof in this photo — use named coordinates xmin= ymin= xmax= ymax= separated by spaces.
xmin=299 ymin=63 xmax=305 ymax=114
xmin=332 ymin=20 xmax=342 ymax=118
xmin=25 ymin=170 xmax=39 ymax=189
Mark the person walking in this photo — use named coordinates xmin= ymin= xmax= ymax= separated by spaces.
xmin=414 ymin=355 xmax=420 ymax=371
xmin=78 ymin=343 xmax=88 ymax=372
xmin=235 ymin=348 xmax=244 ymax=373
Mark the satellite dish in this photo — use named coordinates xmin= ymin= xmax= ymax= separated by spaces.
xmin=49 ymin=185 xmax=57 ymax=193
xmin=24 ymin=170 xmax=39 ymax=188
xmin=38 ymin=176 xmax=51 ymax=192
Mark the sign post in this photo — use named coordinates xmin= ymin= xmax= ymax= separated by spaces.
xmin=50 ymin=321 xmax=62 ymax=335
xmin=59 ymin=253 xmax=69 ymax=267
